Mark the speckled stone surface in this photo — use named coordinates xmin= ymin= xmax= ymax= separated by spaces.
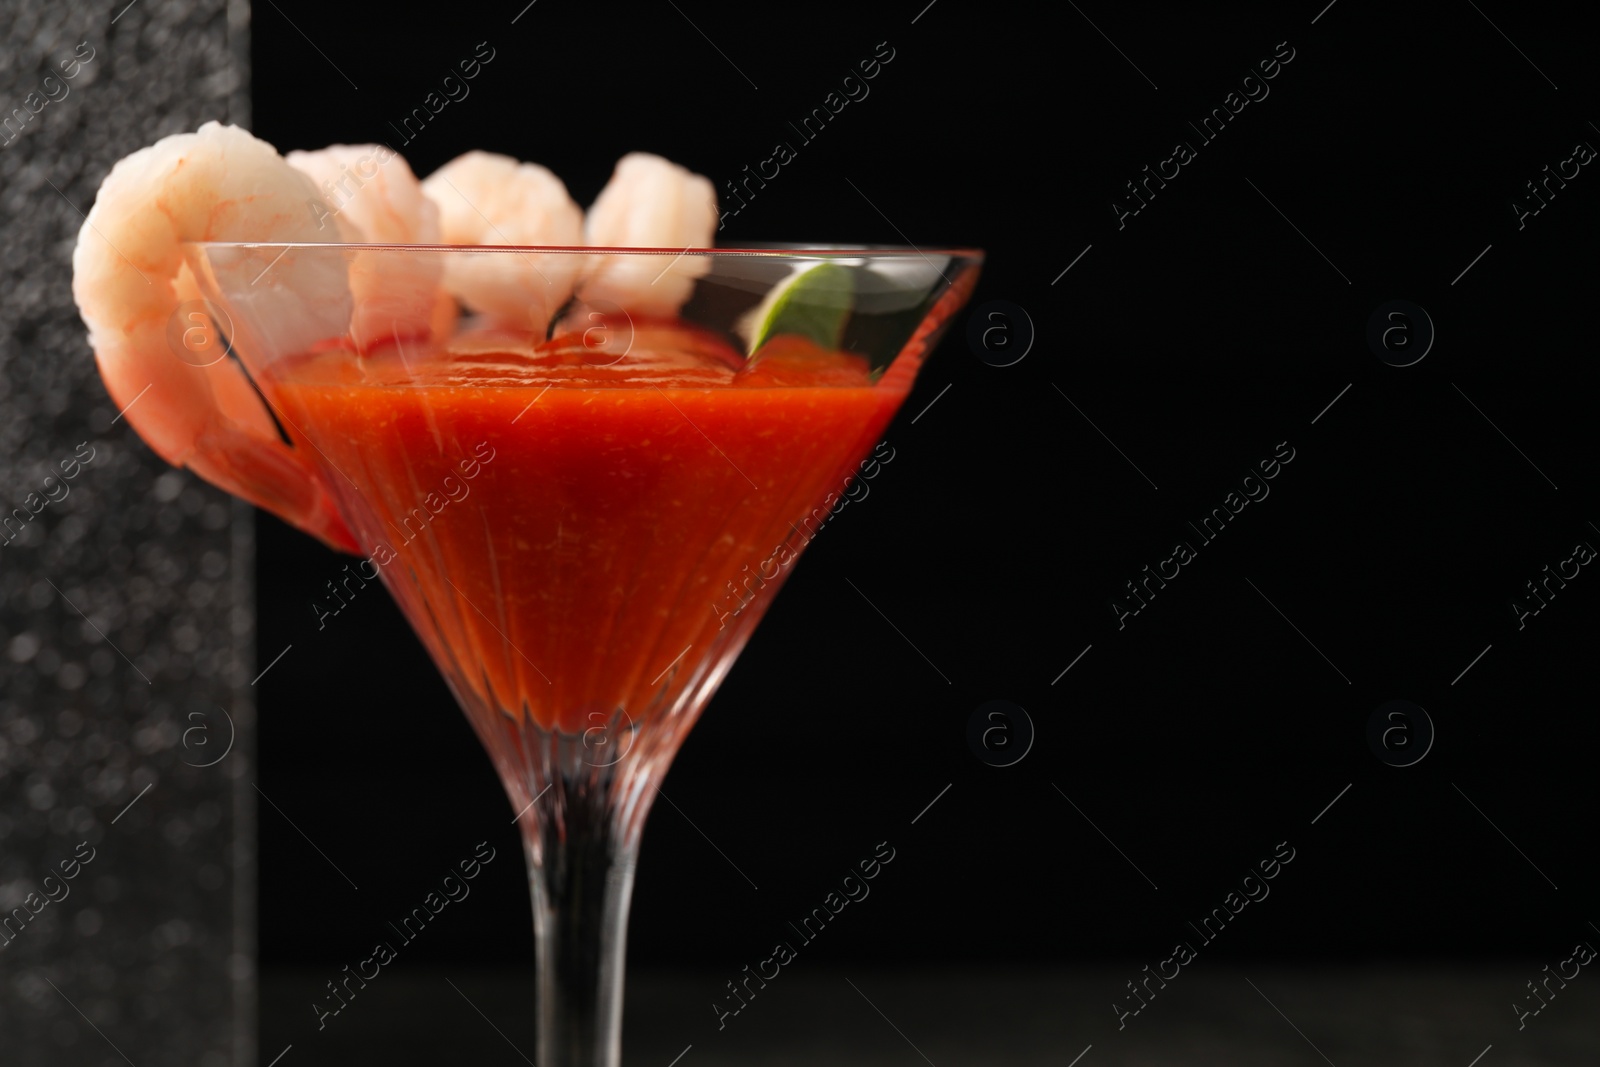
xmin=0 ymin=2 xmax=255 ymax=1065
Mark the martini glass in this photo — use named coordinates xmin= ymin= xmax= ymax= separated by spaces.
xmin=188 ymin=241 xmax=981 ymax=1066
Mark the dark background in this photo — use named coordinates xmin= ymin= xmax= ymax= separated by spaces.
xmin=250 ymin=0 xmax=1598 ymax=991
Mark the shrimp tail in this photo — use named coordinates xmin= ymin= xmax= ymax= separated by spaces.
xmin=190 ymin=419 xmax=362 ymax=555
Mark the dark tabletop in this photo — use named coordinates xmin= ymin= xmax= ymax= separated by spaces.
xmin=261 ymin=964 xmax=1599 ymax=1065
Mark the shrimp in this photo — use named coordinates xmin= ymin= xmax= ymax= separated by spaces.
xmin=71 ymin=121 xmax=361 ymax=553
xmin=578 ymin=152 xmax=718 ymax=319
xmin=287 ymin=143 xmax=440 ymax=245
xmin=286 ymin=143 xmax=456 ymax=348
xmin=421 ymin=151 xmax=583 ymax=334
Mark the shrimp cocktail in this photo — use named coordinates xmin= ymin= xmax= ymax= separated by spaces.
xmin=71 ymin=121 xmax=981 ymax=1065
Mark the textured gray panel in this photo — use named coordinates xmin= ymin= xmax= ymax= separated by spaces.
xmin=0 ymin=2 xmax=254 ymax=1065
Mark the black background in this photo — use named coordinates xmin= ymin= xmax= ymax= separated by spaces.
xmin=251 ymin=0 xmax=1599 ymax=984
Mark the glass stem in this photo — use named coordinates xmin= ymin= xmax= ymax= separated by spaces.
xmin=523 ymin=779 xmax=639 ymax=1067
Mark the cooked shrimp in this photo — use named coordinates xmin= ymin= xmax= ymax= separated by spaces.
xmin=287 ymin=143 xmax=439 ymax=245
xmin=72 ymin=121 xmax=361 ymax=553
xmin=579 ymin=152 xmax=718 ymax=318
xmin=287 ymin=143 xmax=455 ymax=348
xmin=421 ymin=151 xmax=583 ymax=334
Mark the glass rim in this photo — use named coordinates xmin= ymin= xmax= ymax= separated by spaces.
xmin=186 ymin=240 xmax=984 ymax=259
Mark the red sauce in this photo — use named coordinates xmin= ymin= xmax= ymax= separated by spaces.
xmin=266 ymin=321 xmax=907 ymax=733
